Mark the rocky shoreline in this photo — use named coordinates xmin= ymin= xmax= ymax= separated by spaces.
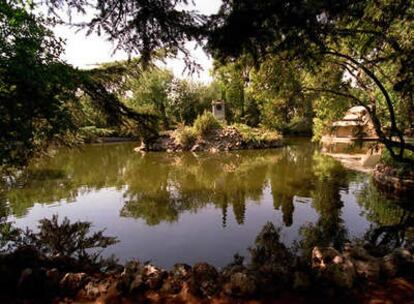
xmin=373 ymin=163 xmax=414 ymax=196
xmin=135 ymin=126 xmax=283 ymax=153
xmin=2 ymin=224 xmax=414 ymax=303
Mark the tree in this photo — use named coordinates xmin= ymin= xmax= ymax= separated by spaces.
xmin=124 ymin=68 xmax=174 ymax=129
xmin=0 ymin=2 xmax=158 ymax=170
xmin=248 ymin=56 xmax=313 ymax=134
xmin=167 ymin=79 xmax=220 ymax=125
xmin=207 ymin=0 xmax=414 ymax=162
xmin=0 ymin=1 xmax=76 ymax=168
xmin=213 ymin=55 xmax=253 ymax=123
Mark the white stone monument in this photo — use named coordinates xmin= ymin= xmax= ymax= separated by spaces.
xmin=212 ymin=100 xmax=225 ymax=121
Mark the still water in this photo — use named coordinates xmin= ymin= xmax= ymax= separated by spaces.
xmin=3 ymin=139 xmax=413 ymax=268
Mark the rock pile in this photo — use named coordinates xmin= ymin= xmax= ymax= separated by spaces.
xmin=2 ymin=244 xmax=414 ymax=303
xmin=311 ymin=244 xmax=414 ymax=289
xmin=373 ymin=163 xmax=414 ymax=195
xmin=135 ymin=126 xmax=282 ymax=153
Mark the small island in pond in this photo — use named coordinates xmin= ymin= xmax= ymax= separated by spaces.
xmin=135 ymin=104 xmax=283 ymax=153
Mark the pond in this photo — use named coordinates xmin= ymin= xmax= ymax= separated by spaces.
xmin=2 ymin=138 xmax=413 ymax=268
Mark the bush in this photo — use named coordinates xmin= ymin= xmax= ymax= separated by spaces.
xmin=175 ymin=125 xmax=196 ymax=148
xmin=233 ymin=123 xmax=280 ymax=144
xmin=193 ymin=111 xmax=222 ymax=137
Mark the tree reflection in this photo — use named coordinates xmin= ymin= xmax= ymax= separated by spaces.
xmin=297 ymin=153 xmax=351 ymax=257
xmin=357 ymin=181 xmax=414 ymax=253
xmin=268 ymin=142 xmax=317 ymax=227
xmin=120 ymin=151 xmax=277 ymax=225
xmin=4 ymin=140 xmax=413 ymax=257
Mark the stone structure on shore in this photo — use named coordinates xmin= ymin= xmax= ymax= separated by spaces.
xmin=212 ymin=99 xmax=226 ymax=121
xmin=322 ymin=106 xmax=378 ymax=143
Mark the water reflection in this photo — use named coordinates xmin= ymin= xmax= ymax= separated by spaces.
xmin=357 ymin=182 xmax=414 ymax=252
xmin=2 ymin=139 xmax=413 ymax=267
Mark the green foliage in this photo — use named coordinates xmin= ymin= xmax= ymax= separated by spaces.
xmin=0 ymin=1 xmax=77 ymax=168
xmin=124 ymin=68 xmax=174 ymax=128
xmin=0 ymin=198 xmax=21 ymax=253
xmin=213 ymin=56 xmax=251 ymax=123
xmin=233 ymin=124 xmax=280 ymax=145
xmin=167 ymin=79 xmax=220 ymax=125
xmin=248 ymin=56 xmax=313 ymax=134
xmin=78 ymin=126 xmax=115 ymax=143
xmin=208 ymin=0 xmax=414 ymax=161
xmin=0 ymin=3 xmax=161 ymax=171
xmin=249 ymin=222 xmax=292 ymax=269
xmin=174 ymin=124 xmax=196 ymax=148
xmin=26 ymin=215 xmax=118 ymax=262
xmin=193 ymin=111 xmax=223 ymax=137
xmin=46 ymin=0 xmax=206 ymax=67
xmin=380 ymin=149 xmax=414 ymax=177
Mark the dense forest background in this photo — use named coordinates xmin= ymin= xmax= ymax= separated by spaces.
xmin=1 ymin=0 xmax=414 ymax=171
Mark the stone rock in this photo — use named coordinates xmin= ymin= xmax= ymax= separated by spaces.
xmin=129 ymin=273 xmax=144 ymax=293
xmin=344 ymin=245 xmax=372 ymax=261
xmin=143 ymin=264 xmax=167 ymax=290
xmin=162 ymin=263 xmax=192 ymax=294
xmin=381 ymin=253 xmax=399 ymax=278
xmin=118 ymin=260 xmax=143 ymax=292
xmin=119 ymin=262 xmax=166 ymax=293
xmin=312 ymin=246 xmax=356 ymax=288
xmin=312 ymin=247 xmax=342 ymax=269
xmin=59 ymin=272 xmax=88 ymax=294
xmin=161 ymin=263 xmax=192 ymax=294
xmin=324 ymin=260 xmax=355 ymax=289
xmin=381 ymin=248 xmax=414 ymax=278
xmin=83 ymin=278 xmax=113 ymax=299
xmin=188 ymin=263 xmax=219 ymax=297
xmin=191 ymin=144 xmax=202 ymax=152
xmin=84 ymin=281 xmax=101 ymax=298
xmin=344 ymin=245 xmax=381 ymax=281
xmin=223 ymin=272 xmax=257 ymax=297
xmin=353 ymin=259 xmax=380 ymax=281
xmin=393 ymin=248 xmax=413 ymax=263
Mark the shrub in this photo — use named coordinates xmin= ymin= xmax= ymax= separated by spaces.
xmin=175 ymin=125 xmax=196 ymax=148
xmin=193 ymin=111 xmax=222 ymax=137
xmin=233 ymin=123 xmax=280 ymax=144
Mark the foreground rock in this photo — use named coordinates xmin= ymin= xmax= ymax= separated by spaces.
xmin=1 ymin=237 xmax=414 ymax=303
xmin=135 ymin=126 xmax=283 ymax=153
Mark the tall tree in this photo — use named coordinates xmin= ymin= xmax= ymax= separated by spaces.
xmin=207 ymin=0 xmax=414 ymax=162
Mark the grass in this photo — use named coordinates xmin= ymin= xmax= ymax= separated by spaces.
xmin=233 ymin=123 xmax=280 ymax=144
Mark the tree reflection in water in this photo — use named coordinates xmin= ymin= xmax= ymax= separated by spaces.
xmin=357 ymin=182 xmax=414 ymax=254
xmin=2 ymin=140 xmax=413 ymax=263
